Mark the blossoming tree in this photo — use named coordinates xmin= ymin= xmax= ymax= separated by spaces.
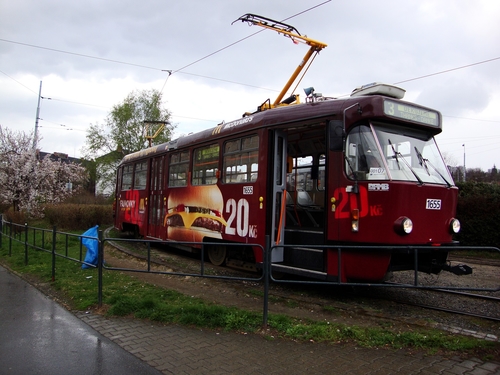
xmin=0 ymin=125 xmax=85 ymax=217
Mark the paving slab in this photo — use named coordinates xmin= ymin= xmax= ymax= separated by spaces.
xmin=76 ymin=310 xmax=500 ymax=375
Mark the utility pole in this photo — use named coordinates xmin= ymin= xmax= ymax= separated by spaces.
xmin=33 ymin=81 xmax=42 ymax=150
xmin=463 ymin=144 xmax=466 ymax=182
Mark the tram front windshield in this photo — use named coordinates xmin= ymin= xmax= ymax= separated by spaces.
xmin=345 ymin=123 xmax=453 ymax=185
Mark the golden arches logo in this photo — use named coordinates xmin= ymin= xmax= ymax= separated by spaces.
xmin=212 ymin=125 xmax=223 ymax=135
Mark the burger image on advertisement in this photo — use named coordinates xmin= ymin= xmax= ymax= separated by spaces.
xmin=164 ymin=185 xmax=227 ymax=243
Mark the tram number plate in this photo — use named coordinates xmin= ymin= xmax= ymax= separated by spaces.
xmin=243 ymin=186 xmax=253 ymax=195
xmin=426 ymin=199 xmax=441 ymax=210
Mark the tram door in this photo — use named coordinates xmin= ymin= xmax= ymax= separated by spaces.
xmin=326 ymin=120 xmax=344 ymax=242
xmin=271 ymin=130 xmax=287 ymax=262
xmin=147 ymin=156 xmax=165 ymax=239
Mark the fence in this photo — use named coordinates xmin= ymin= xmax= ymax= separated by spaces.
xmin=1 ymin=217 xmax=499 ymax=326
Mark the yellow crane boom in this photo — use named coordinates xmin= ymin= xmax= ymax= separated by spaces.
xmin=232 ymin=13 xmax=327 ymax=112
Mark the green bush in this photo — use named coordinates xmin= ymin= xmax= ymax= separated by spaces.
xmin=44 ymin=204 xmax=113 ymax=230
xmin=456 ymin=182 xmax=500 ymax=247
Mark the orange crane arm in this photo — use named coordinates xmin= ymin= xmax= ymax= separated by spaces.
xmin=233 ymin=14 xmax=327 ymax=110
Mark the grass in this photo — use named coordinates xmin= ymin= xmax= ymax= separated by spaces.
xmin=0 ymin=225 xmax=498 ymax=357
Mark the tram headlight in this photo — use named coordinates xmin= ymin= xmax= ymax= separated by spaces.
xmin=351 ymin=209 xmax=359 ymax=232
xmin=394 ymin=216 xmax=413 ymax=235
xmin=449 ymin=218 xmax=461 ymax=234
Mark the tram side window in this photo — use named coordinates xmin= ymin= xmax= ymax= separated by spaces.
xmin=121 ymin=164 xmax=133 ymax=190
xmin=287 ymin=156 xmax=313 ymax=191
xmin=223 ymin=135 xmax=259 ymax=183
xmin=134 ymin=162 xmax=148 ymax=190
xmin=192 ymin=144 xmax=219 ymax=185
xmin=169 ymin=151 xmax=190 ymax=187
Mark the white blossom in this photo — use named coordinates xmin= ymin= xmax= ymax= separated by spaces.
xmin=0 ymin=125 xmax=86 ymax=217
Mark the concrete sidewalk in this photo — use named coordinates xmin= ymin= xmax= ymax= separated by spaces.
xmin=2 ymin=265 xmax=499 ymax=375
xmin=75 ymin=311 xmax=500 ymax=374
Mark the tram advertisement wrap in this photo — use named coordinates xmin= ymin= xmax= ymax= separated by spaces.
xmin=164 ymin=185 xmax=228 ymax=243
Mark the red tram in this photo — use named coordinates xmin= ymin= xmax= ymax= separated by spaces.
xmin=113 ymin=14 xmax=460 ymax=282
xmin=114 ymin=82 xmax=460 ymax=282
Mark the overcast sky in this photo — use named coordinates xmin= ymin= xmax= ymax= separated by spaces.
xmin=1 ymin=0 xmax=499 ymax=171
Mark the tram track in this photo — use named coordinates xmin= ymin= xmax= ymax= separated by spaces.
xmin=427 ymin=288 xmax=500 ymax=302
xmin=394 ymin=299 xmax=500 ymax=323
xmin=380 ymin=256 xmax=500 ymax=325
xmin=104 ymin=231 xmax=500 ymax=338
xmin=380 ymin=283 xmax=500 ymax=323
xmin=448 ymin=254 xmax=500 ymax=267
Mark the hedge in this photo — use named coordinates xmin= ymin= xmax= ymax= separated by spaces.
xmin=43 ymin=204 xmax=113 ymax=231
xmin=455 ymin=182 xmax=500 ymax=247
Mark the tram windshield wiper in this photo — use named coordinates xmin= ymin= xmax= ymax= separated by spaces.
xmin=388 ymin=139 xmax=400 ymax=169
xmin=414 ymin=146 xmax=431 ymax=175
xmin=414 ymin=146 xmax=452 ymax=187
xmin=388 ymin=139 xmax=423 ymax=185
xmin=344 ymin=154 xmax=356 ymax=178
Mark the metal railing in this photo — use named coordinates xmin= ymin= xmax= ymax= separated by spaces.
xmin=268 ymin=243 xmax=500 ymax=292
xmin=0 ymin=220 xmax=98 ymax=280
xmin=1 ymin=217 xmax=499 ymax=326
xmin=100 ymin=236 xmax=267 ymax=321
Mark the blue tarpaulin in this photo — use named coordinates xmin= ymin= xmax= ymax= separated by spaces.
xmin=81 ymin=225 xmax=99 ymax=269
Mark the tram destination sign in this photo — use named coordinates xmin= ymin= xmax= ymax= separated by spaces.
xmin=383 ymin=99 xmax=440 ymax=127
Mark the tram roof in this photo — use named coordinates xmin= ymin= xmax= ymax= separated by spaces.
xmin=121 ymin=94 xmax=441 ymax=164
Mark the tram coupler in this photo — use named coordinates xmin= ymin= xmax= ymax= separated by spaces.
xmin=442 ymin=263 xmax=473 ymax=275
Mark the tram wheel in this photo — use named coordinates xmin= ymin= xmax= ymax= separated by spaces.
xmin=208 ymin=245 xmax=227 ymax=266
xmin=133 ymin=225 xmax=140 ymax=239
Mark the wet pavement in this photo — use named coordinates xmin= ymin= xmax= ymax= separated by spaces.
xmin=0 ymin=266 xmax=161 ymax=375
xmin=1 ymin=265 xmax=499 ymax=374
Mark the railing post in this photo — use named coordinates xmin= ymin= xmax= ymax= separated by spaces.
xmin=200 ymin=243 xmax=205 ymax=276
xmin=9 ymin=220 xmax=12 ymax=256
xmin=263 ymin=236 xmax=270 ymax=327
xmin=147 ymin=241 xmax=151 ymax=272
xmin=98 ymin=230 xmax=104 ymax=308
xmin=413 ymin=248 xmax=419 ymax=286
xmin=0 ymin=214 xmax=3 ymax=249
xmin=79 ymin=236 xmax=83 ymax=261
xmin=24 ymin=223 xmax=28 ymax=266
xmin=337 ymin=247 xmax=342 ymax=284
xmin=52 ymin=226 xmax=57 ymax=282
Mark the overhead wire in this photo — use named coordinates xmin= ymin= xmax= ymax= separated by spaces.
xmin=3 ymin=3 xmax=498 ymax=168
xmin=42 ymin=97 xmax=109 ymax=109
xmin=0 ymin=38 xmax=162 ymax=71
xmin=393 ymin=57 xmax=500 ymax=85
xmin=1 ymin=0 xmax=499 ymax=128
xmin=2 ymin=35 xmax=499 ymax=121
xmin=0 ymin=68 xmax=39 ymax=95
xmin=38 ymin=118 xmax=87 ymax=131
xmin=2 ymin=2 xmax=336 ymax=101
xmin=159 ymin=0 xmax=332 ymax=94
